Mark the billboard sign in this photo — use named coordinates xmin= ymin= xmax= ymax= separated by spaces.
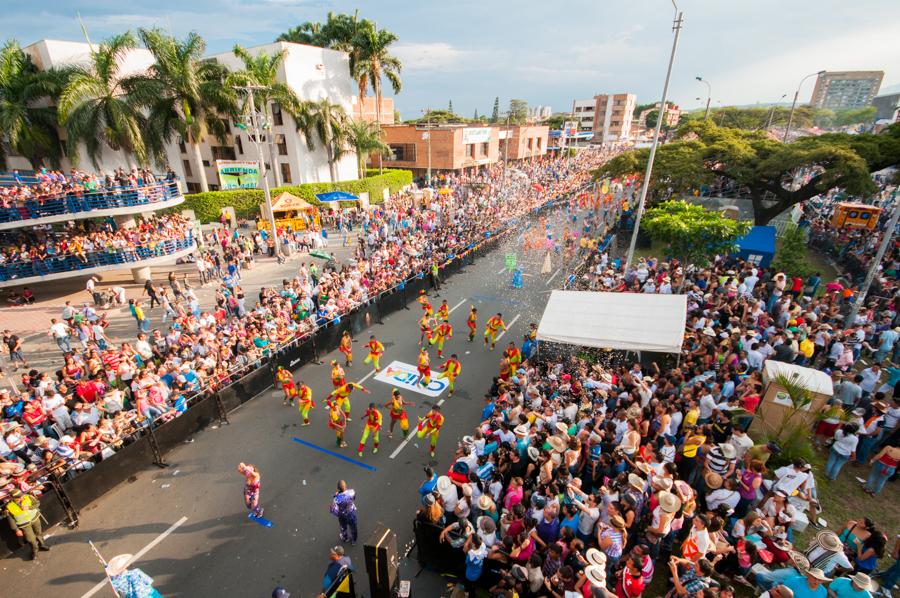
xmin=462 ymin=127 xmax=492 ymax=144
xmin=373 ymin=360 xmax=448 ymax=397
xmin=216 ymin=160 xmax=260 ymax=190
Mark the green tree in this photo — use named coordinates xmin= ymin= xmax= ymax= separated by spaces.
xmin=681 ymin=106 xmax=815 ymax=130
xmin=296 ymin=97 xmax=349 ymax=182
xmin=813 ymin=109 xmax=835 ymax=129
xmin=0 ymin=40 xmax=68 ymax=169
xmin=227 ymin=44 xmax=303 ymax=186
xmin=508 ymin=99 xmax=527 ymax=124
xmin=545 ymin=114 xmax=567 ymax=129
xmin=833 ymin=106 xmax=877 ymax=127
xmin=406 ymin=109 xmax=463 ymax=124
xmin=491 ymin=97 xmax=500 ymax=123
xmin=354 ymin=24 xmax=401 ymax=126
xmin=137 ymin=29 xmax=236 ymax=193
xmin=596 ymin=120 xmax=900 ymax=224
xmin=473 ymin=108 xmax=479 ymax=120
xmin=345 ymin=118 xmax=390 ymax=178
xmin=641 ymin=200 xmax=751 ymax=274
xmin=277 ymin=21 xmax=326 ymax=46
xmin=771 ymin=223 xmax=812 ymax=278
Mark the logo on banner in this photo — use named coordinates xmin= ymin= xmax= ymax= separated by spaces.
xmin=373 ymin=360 xmax=447 ymax=397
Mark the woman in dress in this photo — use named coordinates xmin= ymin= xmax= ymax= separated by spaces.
xmin=237 ymin=463 xmax=263 ymax=517
xmin=106 ymin=554 xmax=163 ymax=598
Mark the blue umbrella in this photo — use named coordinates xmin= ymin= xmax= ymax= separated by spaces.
xmin=315 ymin=191 xmax=359 ymax=202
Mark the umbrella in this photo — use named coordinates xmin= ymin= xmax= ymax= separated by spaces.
xmin=309 ymin=250 xmax=332 ymax=260
xmin=315 ymin=191 xmax=359 ymax=202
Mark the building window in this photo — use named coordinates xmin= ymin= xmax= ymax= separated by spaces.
xmin=527 ymin=138 xmax=533 ymax=150
xmin=537 ymin=137 xmax=542 ymax=150
xmin=236 ymin=136 xmax=244 ymax=155
xmin=481 ymin=142 xmax=489 ymax=156
xmin=280 ymin=163 xmax=292 ymax=183
xmin=186 ymin=182 xmax=200 ymax=193
xmin=272 ymin=103 xmax=283 ymax=126
xmin=465 ymin=144 xmax=475 ymax=158
xmin=209 ymin=184 xmax=219 ymax=191
xmin=277 ymin=134 xmax=288 ymax=156
xmin=178 ymin=140 xmax=186 ymax=154
xmin=387 ymin=143 xmax=416 ymax=162
xmin=202 ymin=159 xmax=211 ymax=167
xmin=182 ymin=160 xmax=193 ymax=177
xmin=211 ymin=146 xmax=236 ymax=161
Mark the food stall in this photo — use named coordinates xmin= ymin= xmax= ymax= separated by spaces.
xmin=258 ymin=192 xmax=321 ymax=232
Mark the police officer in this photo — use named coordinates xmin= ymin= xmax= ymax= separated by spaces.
xmin=5 ymin=489 xmax=49 ymax=560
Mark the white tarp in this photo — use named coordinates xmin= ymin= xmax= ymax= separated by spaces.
xmin=763 ymin=360 xmax=834 ymax=397
xmin=536 ymin=291 xmax=688 ymax=353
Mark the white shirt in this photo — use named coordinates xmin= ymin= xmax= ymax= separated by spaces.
xmin=831 ymin=429 xmax=859 ymax=457
xmin=699 ymin=394 xmax=717 ymax=420
xmin=772 ymin=466 xmax=809 ymax=495
xmin=49 ymin=322 xmax=69 ymax=338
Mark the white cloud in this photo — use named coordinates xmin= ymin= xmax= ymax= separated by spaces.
xmin=393 ymin=42 xmax=480 ymax=72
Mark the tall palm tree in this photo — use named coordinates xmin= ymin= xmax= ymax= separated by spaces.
xmin=227 ymin=45 xmax=302 ymax=187
xmin=58 ymin=32 xmax=150 ymax=169
xmin=136 ymin=28 xmax=236 ymax=192
xmin=345 ymin=119 xmax=390 ymax=178
xmin=354 ymin=25 xmax=402 ymax=126
xmin=277 ymin=21 xmax=325 ymax=46
xmin=296 ymin=98 xmax=349 ymax=183
xmin=0 ymin=40 xmax=67 ymax=169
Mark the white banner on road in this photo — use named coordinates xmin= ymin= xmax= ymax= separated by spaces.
xmin=373 ymin=360 xmax=447 ymax=397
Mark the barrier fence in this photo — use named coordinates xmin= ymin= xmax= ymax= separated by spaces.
xmin=0 ymin=190 xmax=578 ymax=555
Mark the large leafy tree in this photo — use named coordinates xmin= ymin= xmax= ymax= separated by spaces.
xmin=136 ymin=28 xmax=236 ymax=192
xmin=681 ymin=106 xmax=816 ymax=131
xmin=227 ymin=44 xmax=302 ymax=187
xmin=0 ymin=40 xmax=67 ymax=169
xmin=296 ymin=97 xmax=349 ymax=182
xmin=277 ymin=21 xmax=327 ymax=46
xmin=58 ymin=32 xmax=151 ymax=168
xmin=508 ymin=99 xmax=528 ymax=124
xmin=345 ymin=118 xmax=390 ymax=178
xmin=597 ymin=120 xmax=900 ymax=224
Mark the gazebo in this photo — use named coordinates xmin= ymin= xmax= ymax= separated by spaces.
xmin=259 ymin=192 xmax=321 ymax=231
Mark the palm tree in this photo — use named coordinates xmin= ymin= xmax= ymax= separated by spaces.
xmin=0 ymin=40 xmax=67 ymax=169
xmin=276 ymin=21 xmax=326 ymax=46
xmin=345 ymin=119 xmax=390 ymax=178
xmin=296 ymin=98 xmax=349 ymax=183
xmin=58 ymin=32 xmax=151 ymax=169
xmin=136 ymin=28 xmax=236 ymax=192
xmin=228 ymin=45 xmax=303 ymax=186
xmin=354 ymin=25 xmax=402 ymax=126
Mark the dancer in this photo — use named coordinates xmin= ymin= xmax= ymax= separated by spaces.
xmin=338 ymin=331 xmax=353 ymax=367
xmin=357 ymin=403 xmax=383 ymax=456
xmin=484 ymin=312 xmax=507 ymax=350
xmin=418 ymin=313 xmax=433 ymax=347
xmin=385 ymin=389 xmax=414 ymax=439
xmin=296 ymin=380 xmax=314 ymax=425
xmin=415 ymin=348 xmax=431 ymax=388
xmin=437 ymin=299 xmax=449 ymax=323
xmin=327 ymin=400 xmax=348 ymax=448
xmin=237 ymin=462 xmax=263 ymax=517
xmin=416 ymin=404 xmax=444 ymax=458
xmin=467 ymin=306 xmax=478 ymax=342
xmin=330 ymin=480 xmax=358 ymax=545
xmin=275 ymin=366 xmax=295 ymax=406
xmin=364 ymin=335 xmax=384 ymax=372
xmin=503 ymin=341 xmax=522 ymax=370
xmin=328 ymin=381 xmax=371 ymax=420
xmin=330 ymin=360 xmax=346 ymax=388
xmin=429 ymin=320 xmax=453 ymax=358
xmin=437 ymin=353 xmax=462 ymax=396
xmin=417 ymin=290 xmax=433 ymax=317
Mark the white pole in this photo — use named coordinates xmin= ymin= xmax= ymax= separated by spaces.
xmin=241 ymin=87 xmax=280 ymax=255
xmin=88 ymin=540 xmax=122 ymax=598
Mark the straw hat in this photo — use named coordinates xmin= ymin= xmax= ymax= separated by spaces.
xmin=815 ymin=530 xmax=843 ymax=553
xmin=627 ymin=473 xmax=644 ymax=491
xmin=555 ymin=422 xmax=570 ymax=436
xmin=704 ymin=472 xmax=723 ymax=490
xmin=547 ymin=436 xmax=567 ymax=453
xmin=584 ymin=565 xmax=607 ymax=588
xmin=851 ymin=573 xmax=875 ymax=591
xmin=478 ymin=495 xmax=495 ymax=511
xmin=437 ymin=476 xmax=453 ymax=494
xmin=652 ymin=476 xmax=673 ymax=492
xmin=806 ymin=567 xmax=831 ymax=582
xmin=514 ymin=424 xmax=529 ymax=438
xmin=585 ymin=547 xmax=607 ymax=567
xmin=873 ymin=401 xmax=888 ymax=413
xmin=788 ymin=550 xmax=810 ymax=572
xmin=527 ymin=446 xmax=541 ymax=462
xmin=610 ymin=515 xmax=627 ymax=530
xmin=718 ymin=443 xmax=737 ymax=460
xmin=657 ymin=491 xmax=682 ymax=513
xmin=634 ymin=462 xmax=653 ymax=475
xmin=106 ymin=554 xmax=133 ymax=577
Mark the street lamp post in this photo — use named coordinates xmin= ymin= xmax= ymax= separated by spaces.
xmin=696 ymin=76 xmax=711 ymax=120
xmin=234 ymin=84 xmax=279 ymax=255
xmin=765 ymin=93 xmax=788 ymax=130
xmin=783 ymin=70 xmax=825 ymax=142
xmin=423 ymin=107 xmax=432 ymax=185
xmin=503 ymin=111 xmax=511 ymax=191
xmin=625 ymin=2 xmax=684 ymax=272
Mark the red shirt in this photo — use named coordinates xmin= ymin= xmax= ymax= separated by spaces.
xmin=741 ymin=394 xmax=761 ymax=414
xmin=617 ymin=571 xmax=645 ymax=597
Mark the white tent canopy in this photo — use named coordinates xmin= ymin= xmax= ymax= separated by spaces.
xmin=536 ymin=291 xmax=688 ymax=353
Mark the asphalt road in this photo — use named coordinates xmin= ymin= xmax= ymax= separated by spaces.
xmin=1 ymin=207 xmax=591 ymax=598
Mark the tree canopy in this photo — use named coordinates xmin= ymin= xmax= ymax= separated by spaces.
xmin=508 ymin=99 xmax=527 ymax=125
xmin=595 ymin=120 xmax=900 ymax=224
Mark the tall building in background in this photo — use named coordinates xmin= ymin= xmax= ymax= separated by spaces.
xmin=872 ymin=93 xmax=900 ymax=123
xmin=592 ymin=93 xmax=636 ymax=143
xmin=571 ymin=99 xmax=596 ymax=132
xmin=810 ymin=71 xmax=884 ymax=110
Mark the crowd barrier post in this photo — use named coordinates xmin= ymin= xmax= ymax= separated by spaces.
xmin=145 ymin=424 xmax=170 ymax=468
xmin=212 ymin=389 xmax=230 ymax=426
xmin=311 ymin=333 xmax=324 ymax=365
xmin=48 ymin=475 xmax=79 ymax=529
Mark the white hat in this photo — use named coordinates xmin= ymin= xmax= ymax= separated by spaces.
xmin=555 ymin=422 xmax=569 ymax=436
xmin=106 ymin=554 xmax=133 ymax=577
xmin=514 ymin=424 xmax=529 ymax=438
xmin=718 ymin=443 xmax=737 ymax=460
xmin=437 ymin=476 xmax=453 ymax=494
xmin=548 ymin=436 xmax=567 ymax=453
xmin=584 ymin=565 xmax=607 ymax=588
xmin=585 ymin=547 xmax=607 ymax=567
xmin=527 ymin=446 xmax=541 ymax=462
xmin=658 ymin=491 xmax=682 ymax=513
xmin=851 ymin=572 xmax=875 ymax=591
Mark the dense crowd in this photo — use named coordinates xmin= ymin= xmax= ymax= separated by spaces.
xmin=416 ymin=200 xmax=900 ymax=597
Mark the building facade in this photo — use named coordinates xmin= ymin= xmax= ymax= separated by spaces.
xmin=872 ymin=93 xmax=900 ymax=123
xmin=592 ymin=93 xmax=637 ymax=143
xmin=810 ymin=71 xmax=884 ymax=110
xmin=353 ymin=96 xmax=396 ymax=125
xmin=571 ymin=99 xmax=596 ymax=132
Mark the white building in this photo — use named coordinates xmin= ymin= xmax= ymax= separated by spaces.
xmin=570 ymin=99 xmax=596 ymax=132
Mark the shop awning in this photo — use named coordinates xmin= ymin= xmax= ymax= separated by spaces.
xmin=315 ymin=191 xmax=359 ymax=202
xmin=536 ymin=290 xmax=688 ymax=353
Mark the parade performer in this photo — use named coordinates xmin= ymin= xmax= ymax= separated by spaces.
xmin=437 ymin=353 xmax=462 ymax=396
xmin=328 ymin=382 xmax=370 ymax=420
xmin=296 ymin=381 xmax=314 ymax=425
xmin=415 ymin=348 xmax=431 ymax=388
xmin=385 ymin=389 xmax=413 ymax=439
xmin=418 ymin=313 xmax=433 ymax=347
xmin=330 ymin=360 xmax=346 ymax=388
xmin=357 ymin=403 xmax=383 ymax=456
xmin=429 ymin=320 xmax=453 ymax=358
xmin=467 ymin=306 xmax=478 ymax=342
xmin=327 ymin=400 xmax=348 ymax=448
xmin=364 ymin=335 xmax=384 ymax=372
xmin=330 ymin=480 xmax=358 ymax=545
xmin=338 ymin=331 xmax=353 ymax=367
xmin=275 ymin=366 xmax=296 ymax=406
xmin=499 ymin=355 xmax=512 ymax=382
xmin=417 ymin=290 xmax=433 ymax=317
xmin=437 ymin=299 xmax=450 ymax=323
xmin=416 ymin=404 xmax=444 ymax=458
xmin=237 ymin=462 xmax=263 ymax=517
xmin=484 ymin=312 xmax=507 ymax=350
xmin=503 ymin=341 xmax=522 ymax=370
xmin=106 ymin=554 xmax=163 ymax=598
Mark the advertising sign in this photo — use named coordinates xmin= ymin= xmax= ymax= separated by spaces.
xmin=373 ymin=360 xmax=448 ymax=397
xmin=462 ymin=127 xmax=492 ymax=144
xmin=216 ymin=160 xmax=260 ymax=190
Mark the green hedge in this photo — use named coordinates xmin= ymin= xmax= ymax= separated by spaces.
xmin=180 ymin=169 xmax=412 ymax=223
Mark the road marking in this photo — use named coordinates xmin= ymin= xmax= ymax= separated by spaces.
xmin=546 ymin=268 xmax=561 ymax=285
xmin=495 ymin=314 xmax=521 ymax=343
xmin=292 ymin=437 xmax=377 ymax=472
xmin=449 ymin=299 xmax=467 ymax=314
xmin=82 ymin=516 xmax=189 ymax=598
xmin=389 ymin=397 xmax=445 ymax=459
xmin=356 ymin=368 xmax=377 ymax=385
xmin=497 ymin=267 xmax=507 ymax=275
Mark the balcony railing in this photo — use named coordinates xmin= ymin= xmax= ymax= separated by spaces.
xmin=0 ymin=181 xmax=182 ymax=224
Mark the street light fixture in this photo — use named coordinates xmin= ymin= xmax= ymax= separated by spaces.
xmin=765 ymin=93 xmax=788 ymax=130
xmin=783 ymin=70 xmax=825 ymax=142
xmin=695 ymin=76 xmax=711 ymax=120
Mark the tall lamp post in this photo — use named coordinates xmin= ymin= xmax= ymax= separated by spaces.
xmin=625 ymin=1 xmax=684 ymax=272
xmin=765 ymin=93 xmax=788 ymax=130
xmin=783 ymin=70 xmax=824 ymax=142
xmin=695 ymin=76 xmax=711 ymax=120
xmin=422 ymin=107 xmax=432 ymax=185
xmin=234 ymin=84 xmax=279 ymax=255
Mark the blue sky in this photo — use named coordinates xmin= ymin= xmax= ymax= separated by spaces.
xmin=5 ymin=0 xmax=900 ymax=118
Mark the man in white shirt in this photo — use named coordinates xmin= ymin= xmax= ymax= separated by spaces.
xmin=698 ymin=392 xmax=718 ymax=424
xmin=771 ymin=460 xmax=812 ymax=500
xmin=729 ymin=428 xmax=755 ymax=461
xmin=47 ymin=319 xmax=72 ymax=353
xmin=859 ymin=365 xmax=881 ymax=397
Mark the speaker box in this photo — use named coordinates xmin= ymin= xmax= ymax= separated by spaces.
xmin=363 ymin=523 xmax=399 ymax=598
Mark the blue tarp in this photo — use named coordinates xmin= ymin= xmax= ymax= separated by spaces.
xmin=315 ymin=191 xmax=359 ymax=202
xmin=734 ymin=225 xmax=776 ymax=267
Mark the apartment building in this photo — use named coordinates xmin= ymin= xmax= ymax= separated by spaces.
xmin=810 ymin=71 xmax=884 ymax=110
xmin=592 ymin=93 xmax=637 ymax=143
xmin=571 ymin=99 xmax=596 ymax=132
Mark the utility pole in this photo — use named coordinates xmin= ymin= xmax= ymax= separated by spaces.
xmin=503 ymin=111 xmax=511 ymax=191
xmin=234 ymin=85 xmax=279 ymax=255
xmin=424 ymin=107 xmax=432 ymax=185
xmin=846 ymin=190 xmax=900 ymax=329
xmin=625 ymin=2 xmax=683 ymax=272
xmin=695 ymin=76 xmax=711 ymax=120
xmin=765 ymin=93 xmax=788 ymax=130
xmin=784 ymin=70 xmax=824 ymax=143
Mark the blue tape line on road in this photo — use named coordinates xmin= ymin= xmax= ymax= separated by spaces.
xmin=291 ymin=437 xmax=377 ymax=472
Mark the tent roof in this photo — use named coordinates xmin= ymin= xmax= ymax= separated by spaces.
xmin=271 ymin=192 xmax=316 ymax=212
xmin=735 ymin=225 xmax=776 ymax=254
xmin=536 ymin=291 xmax=687 ymax=353
xmin=763 ymin=360 xmax=834 ymax=396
